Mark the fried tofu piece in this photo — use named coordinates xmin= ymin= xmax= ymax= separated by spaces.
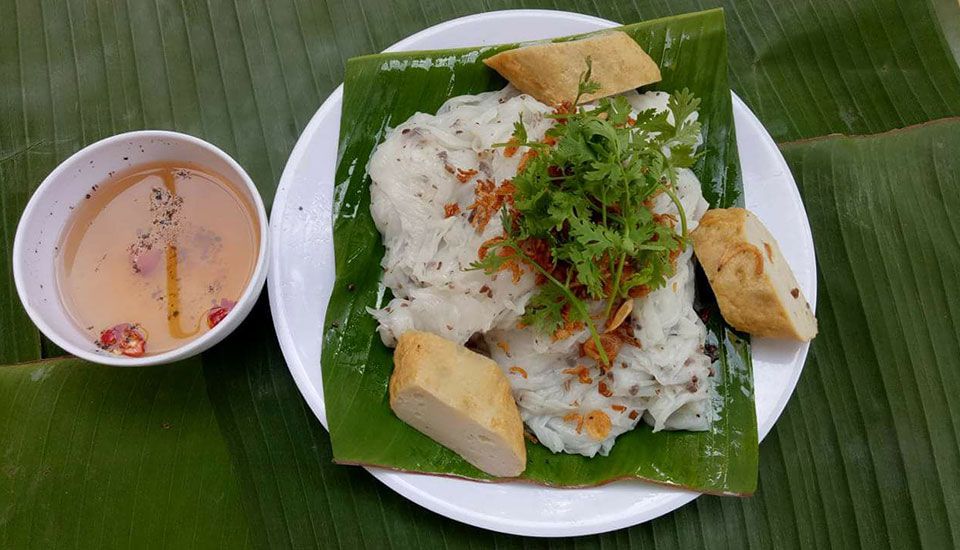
xmin=691 ymin=208 xmax=818 ymax=341
xmin=390 ymin=331 xmax=526 ymax=477
xmin=483 ymin=31 xmax=661 ymax=106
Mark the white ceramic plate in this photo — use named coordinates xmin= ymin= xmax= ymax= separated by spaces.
xmin=269 ymin=10 xmax=816 ymax=538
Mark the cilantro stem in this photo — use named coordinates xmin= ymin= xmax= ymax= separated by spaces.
xmin=601 ymin=192 xmax=608 ymax=227
xmin=603 ymin=252 xmax=627 ymax=322
xmin=572 ymin=57 xmax=597 ymax=106
xmin=662 ymin=184 xmax=689 ymax=243
xmin=498 ymin=239 xmax=610 ymax=366
xmin=603 ymin=139 xmax=633 ymax=323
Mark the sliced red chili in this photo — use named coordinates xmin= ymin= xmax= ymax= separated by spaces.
xmin=207 ymin=299 xmax=237 ymax=329
xmin=99 ymin=328 xmax=118 ymax=348
xmin=98 ymin=323 xmax=146 ymax=357
xmin=119 ymin=331 xmax=146 ymax=357
xmin=207 ymin=307 xmax=229 ymax=328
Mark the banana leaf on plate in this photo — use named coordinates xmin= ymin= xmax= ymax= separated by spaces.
xmin=321 ymin=8 xmax=758 ymax=494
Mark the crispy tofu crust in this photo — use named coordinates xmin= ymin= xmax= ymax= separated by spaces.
xmin=483 ymin=31 xmax=662 ymax=106
xmin=692 ymin=208 xmax=818 ymax=341
xmin=390 ymin=331 xmax=526 ymax=477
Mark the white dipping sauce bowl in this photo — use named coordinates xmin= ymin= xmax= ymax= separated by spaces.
xmin=13 ymin=130 xmax=269 ymax=366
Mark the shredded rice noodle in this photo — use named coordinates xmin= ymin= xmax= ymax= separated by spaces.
xmin=368 ymin=85 xmax=713 ymax=457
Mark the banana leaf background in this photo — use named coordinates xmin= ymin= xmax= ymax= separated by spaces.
xmin=1 ymin=0 xmax=958 ymax=547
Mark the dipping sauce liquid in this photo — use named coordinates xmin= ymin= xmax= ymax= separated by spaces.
xmin=57 ymin=162 xmax=260 ymax=356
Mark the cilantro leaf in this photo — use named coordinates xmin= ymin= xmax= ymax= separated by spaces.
xmin=573 ymin=57 xmax=602 ymax=105
xmin=478 ymin=67 xmax=704 ymax=365
xmin=512 ymin=113 xmax=528 ymax=144
xmin=668 ymin=88 xmax=701 ymax=129
xmin=520 ymin=283 xmax=568 ymax=335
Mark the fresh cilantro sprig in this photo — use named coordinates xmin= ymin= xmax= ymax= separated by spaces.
xmin=474 ymin=64 xmax=703 ymax=365
xmin=572 ymin=57 xmax=602 ymax=106
xmin=477 ymin=213 xmax=598 ymax=338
